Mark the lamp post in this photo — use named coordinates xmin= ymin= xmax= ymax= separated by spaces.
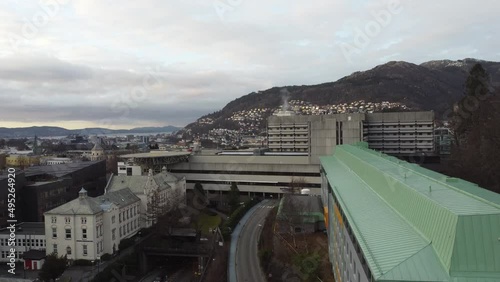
xmin=97 ymin=256 xmax=100 ymax=274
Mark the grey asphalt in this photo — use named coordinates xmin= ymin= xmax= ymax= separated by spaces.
xmin=228 ymin=199 xmax=275 ymax=282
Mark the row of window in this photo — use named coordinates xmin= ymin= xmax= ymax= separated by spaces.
xmin=368 ymin=140 xmax=433 ymax=144
xmin=328 ymin=185 xmax=374 ymax=282
xmin=53 ymin=243 xmax=92 ymax=256
xmin=171 ymin=170 xmax=320 ymax=177
xmin=51 ymin=216 xmax=87 ymax=224
xmin=268 ymin=134 xmax=309 ymax=137
xmin=366 ymin=124 xmax=432 ymax=128
xmin=367 ymin=132 xmax=433 ymax=136
xmin=119 ymin=219 xmax=139 ymax=238
xmin=0 ymin=251 xmax=24 ymax=259
xmin=119 ymin=205 xmax=139 ymax=223
xmin=186 ymin=180 xmax=321 ymax=188
xmin=0 ymin=238 xmax=45 ymax=247
xmin=51 ymin=225 xmax=102 ymax=240
xmin=268 ymin=148 xmax=309 ymax=152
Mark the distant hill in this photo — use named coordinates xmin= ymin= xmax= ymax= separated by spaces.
xmin=184 ymin=58 xmax=500 ymax=135
xmin=0 ymin=125 xmax=181 ymax=138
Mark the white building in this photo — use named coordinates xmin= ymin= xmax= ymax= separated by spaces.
xmin=44 ymin=157 xmax=73 ymax=165
xmin=0 ymin=223 xmax=46 ymax=264
xmin=90 ymin=143 xmax=105 ymax=161
xmin=44 ymin=188 xmax=141 ymax=261
xmin=117 ymin=161 xmax=142 ymax=176
xmin=106 ymin=168 xmax=186 ymax=228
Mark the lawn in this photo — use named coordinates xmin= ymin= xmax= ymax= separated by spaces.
xmin=194 ymin=212 xmax=222 ymax=235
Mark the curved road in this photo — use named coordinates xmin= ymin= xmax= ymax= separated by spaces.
xmin=229 ymin=199 xmax=276 ymax=282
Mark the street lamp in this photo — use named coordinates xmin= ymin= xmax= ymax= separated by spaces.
xmin=97 ymin=256 xmax=100 ymax=274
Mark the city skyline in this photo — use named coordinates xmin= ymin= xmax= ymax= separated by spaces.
xmin=1 ymin=0 xmax=499 ymax=129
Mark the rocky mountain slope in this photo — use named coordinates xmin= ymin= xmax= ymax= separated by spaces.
xmin=184 ymin=58 xmax=500 ymax=135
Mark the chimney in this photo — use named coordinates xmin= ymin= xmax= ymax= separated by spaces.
xmin=79 ymin=187 xmax=88 ymax=199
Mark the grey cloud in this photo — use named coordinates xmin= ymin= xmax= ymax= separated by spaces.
xmin=0 ymin=0 xmax=499 ymax=127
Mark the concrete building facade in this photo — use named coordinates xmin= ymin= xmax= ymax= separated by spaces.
xmin=268 ymin=113 xmax=365 ymax=164
xmin=363 ymin=111 xmax=435 ymax=155
xmin=268 ymin=111 xmax=435 ymax=164
xmin=169 ymin=154 xmax=322 ymax=198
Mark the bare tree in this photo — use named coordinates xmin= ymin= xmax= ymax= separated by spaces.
xmin=280 ymin=195 xmax=307 ymax=249
xmin=289 ymin=177 xmax=308 ymax=194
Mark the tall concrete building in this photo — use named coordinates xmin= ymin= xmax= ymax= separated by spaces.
xmin=320 ymin=143 xmax=500 ymax=282
xmin=363 ymin=111 xmax=434 ymax=155
xmin=268 ymin=111 xmax=435 ymax=164
xmin=268 ymin=113 xmax=365 ymax=164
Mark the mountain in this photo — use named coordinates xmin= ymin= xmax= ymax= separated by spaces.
xmin=0 ymin=125 xmax=181 ymax=138
xmin=184 ymin=58 xmax=500 ymax=135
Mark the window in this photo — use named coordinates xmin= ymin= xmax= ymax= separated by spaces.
xmin=112 ymin=229 xmax=116 ymax=240
xmin=65 ymin=229 xmax=71 ymax=239
xmin=119 ymin=213 xmax=122 ymax=223
xmin=119 ymin=227 xmax=122 ymax=237
xmin=96 ymin=226 xmax=99 ymax=238
xmin=52 ymin=227 xmax=57 ymax=238
xmin=112 ymin=215 xmax=115 ymax=224
xmin=82 ymin=228 xmax=87 ymax=240
xmin=81 ymin=217 xmax=87 ymax=224
xmin=65 ymin=217 xmax=71 ymax=224
xmin=83 ymin=245 xmax=87 ymax=256
xmin=53 ymin=244 xmax=58 ymax=254
xmin=66 ymin=246 xmax=72 ymax=255
xmin=51 ymin=216 xmax=57 ymax=223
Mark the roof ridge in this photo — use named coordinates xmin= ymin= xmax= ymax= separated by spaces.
xmin=339 ymin=147 xmax=437 ymax=241
xmin=353 ymin=144 xmax=500 ymax=210
xmin=378 ymin=243 xmax=448 ymax=280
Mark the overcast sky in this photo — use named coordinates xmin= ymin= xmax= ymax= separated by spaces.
xmin=0 ymin=0 xmax=499 ymax=129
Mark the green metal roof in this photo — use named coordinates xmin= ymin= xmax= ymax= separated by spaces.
xmin=320 ymin=143 xmax=500 ymax=282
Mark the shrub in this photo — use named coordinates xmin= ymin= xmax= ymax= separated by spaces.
xmin=73 ymin=259 xmax=93 ymax=266
xmin=100 ymin=253 xmax=112 ymax=261
xmin=118 ymin=237 xmax=135 ymax=251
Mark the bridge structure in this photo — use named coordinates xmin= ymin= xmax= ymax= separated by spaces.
xmin=119 ymin=151 xmax=191 ymax=173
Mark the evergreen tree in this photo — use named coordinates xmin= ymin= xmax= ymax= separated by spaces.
xmin=453 ymin=63 xmax=491 ymax=141
xmin=192 ymin=182 xmax=208 ymax=207
xmin=448 ymin=63 xmax=500 ymax=193
xmin=228 ymin=182 xmax=240 ymax=213
xmin=39 ymin=253 xmax=67 ymax=282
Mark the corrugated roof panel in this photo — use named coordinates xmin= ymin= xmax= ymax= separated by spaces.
xmin=321 ymin=143 xmax=500 ymax=281
xmin=322 ymin=155 xmax=447 ymax=280
xmin=335 ymin=146 xmax=460 ymax=269
xmin=379 ymin=244 xmax=449 ymax=282
xmin=451 ymin=214 xmax=500 ymax=274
